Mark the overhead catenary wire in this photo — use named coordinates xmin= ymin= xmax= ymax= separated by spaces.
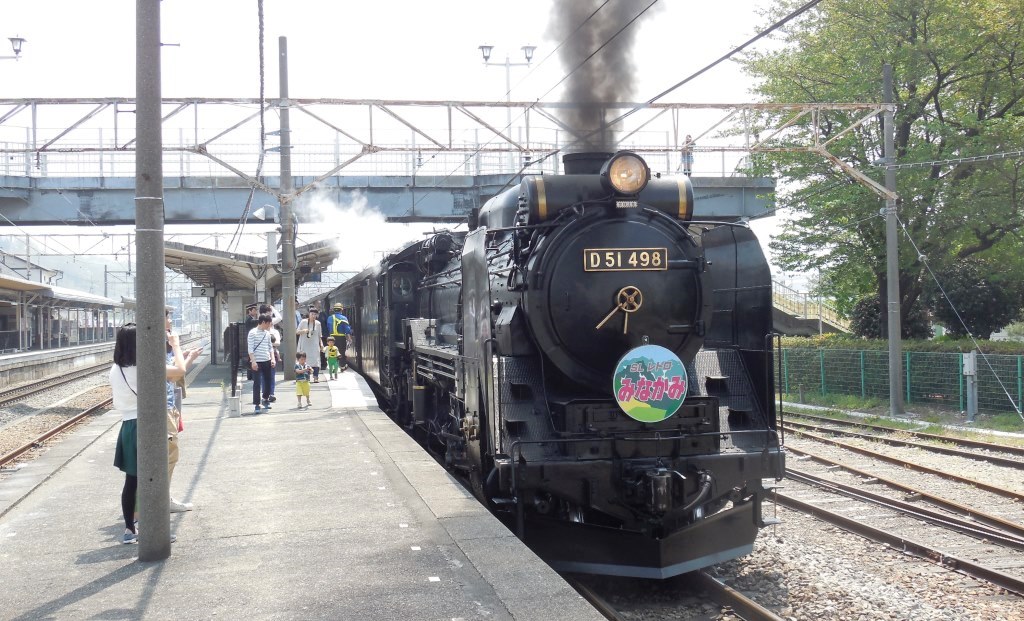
xmin=896 ymin=214 xmax=1024 ymax=421
xmin=400 ymin=0 xmax=619 ymax=214
xmin=491 ymin=0 xmax=828 ymax=195
xmin=876 ymin=149 xmax=1024 ymax=171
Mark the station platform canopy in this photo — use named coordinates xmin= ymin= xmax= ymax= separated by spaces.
xmin=0 ymin=273 xmax=122 ymax=308
xmin=163 ymin=240 xmax=338 ymax=301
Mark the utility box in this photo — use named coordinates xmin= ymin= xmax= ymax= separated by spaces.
xmin=962 ymin=350 xmax=978 ymax=422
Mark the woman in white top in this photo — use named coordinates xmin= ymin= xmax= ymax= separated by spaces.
xmin=110 ymin=323 xmax=188 ymax=544
xmin=296 ymin=307 xmax=323 ymax=382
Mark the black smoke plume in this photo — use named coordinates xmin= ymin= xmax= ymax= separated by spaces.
xmin=547 ymin=0 xmax=659 ymax=152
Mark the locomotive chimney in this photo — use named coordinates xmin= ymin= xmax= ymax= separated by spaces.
xmin=562 ymin=152 xmax=612 ymax=175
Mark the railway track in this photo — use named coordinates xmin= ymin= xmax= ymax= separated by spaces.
xmin=783 ymin=425 xmax=1024 ymax=501
xmin=785 ymin=416 xmax=1024 ymax=470
xmin=778 ymin=415 xmax=1024 ymax=597
xmin=787 ymin=411 xmax=1024 ymax=457
xmin=0 ymin=362 xmax=110 ymax=407
xmin=787 ymin=445 xmax=1024 ymax=539
xmin=0 ymin=339 xmax=209 ymax=471
xmin=0 ymin=397 xmax=111 ymax=468
xmin=774 ymin=483 xmax=1024 ymax=595
xmin=567 ymin=572 xmax=785 ymax=621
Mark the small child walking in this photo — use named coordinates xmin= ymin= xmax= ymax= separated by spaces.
xmin=324 ymin=337 xmax=342 ymax=380
xmin=295 ymin=353 xmax=312 ymax=409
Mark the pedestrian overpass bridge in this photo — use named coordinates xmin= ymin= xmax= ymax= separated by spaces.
xmin=0 ymin=97 xmax=788 ymax=224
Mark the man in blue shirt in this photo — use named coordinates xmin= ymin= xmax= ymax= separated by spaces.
xmin=326 ymin=303 xmax=353 ymax=371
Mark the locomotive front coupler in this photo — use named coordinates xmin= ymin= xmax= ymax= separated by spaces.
xmin=624 ymin=462 xmax=690 ymax=517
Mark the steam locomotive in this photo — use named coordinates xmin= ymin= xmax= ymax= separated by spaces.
xmin=324 ymin=151 xmax=785 ymax=578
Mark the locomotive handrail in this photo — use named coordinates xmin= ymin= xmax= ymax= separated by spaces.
xmin=769 ymin=332 xmax=785 ymax=446
xmin=687 ymin=220 xmax=753 ymax=228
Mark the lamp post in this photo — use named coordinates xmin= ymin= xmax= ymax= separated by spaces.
xmin=478 ymin=44 xmax=536 ymax=172
xmin=1 ymin=36 xmax=26 ymax=60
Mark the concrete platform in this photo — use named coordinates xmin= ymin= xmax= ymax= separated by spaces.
xmin=0 ymin=364 xmax=603 ymax=621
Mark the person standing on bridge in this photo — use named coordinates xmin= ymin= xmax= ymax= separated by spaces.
xmin=325 ymin=303 xmax=353 ymax=373
xmin=681 ymin=134 xmax=694 ymax=177
xmin=296 ymin=307 xmax=323 ymax=383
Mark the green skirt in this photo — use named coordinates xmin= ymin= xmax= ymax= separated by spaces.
xmin=113 ymin=419 xmax=138 ymax=476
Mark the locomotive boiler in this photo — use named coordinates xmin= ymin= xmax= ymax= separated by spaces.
xmin=326 ymin=151 xmax=785 ymax=578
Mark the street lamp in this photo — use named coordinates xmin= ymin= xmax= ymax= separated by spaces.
xmin=1 ymin=36 xmax=26 ymax=61
xmin=478 ymin=44 xmax=536 ymax=172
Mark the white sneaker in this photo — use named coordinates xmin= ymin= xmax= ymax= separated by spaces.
xmin=134 ymin=521 xmax=176 ymax=543
xmin=169 ymin=498 xmax=193 ymax=513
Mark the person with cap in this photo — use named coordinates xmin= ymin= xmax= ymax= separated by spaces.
xmin=243 ymin=303 xmax=259 ymax=379
xmin=244 ymin=302 xmax=259 ymax=331
xmin=325 ymin=302 xmax=353 ymax=372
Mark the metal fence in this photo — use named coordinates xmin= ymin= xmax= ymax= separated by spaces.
xmin=778 ymin=348 xmax=1024 ymax=415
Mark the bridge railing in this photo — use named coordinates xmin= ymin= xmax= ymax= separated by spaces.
xmin=1 ymin=130 xmax=745 ymax=180
xmin=772 ymin=281 xmax=850 ymax=332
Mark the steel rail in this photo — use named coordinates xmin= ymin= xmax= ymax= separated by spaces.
xmin=0 ymin=363 xmax=110 ymax=406
xmin=692 ymin=571 xmax=787 ymax=621
xmin=785 ymin=426 xmax=1024 ymax=501
xmin=0 ymin=340 xmax=209 ymax=470
xmin=0 ymin=336 xmax=206 ymax=408
xmin=784 ymin=419 xmax=1024 ymax=470
xmin=787 ymin=467 xmax=1024 ymax=549
xmin=788 ymin=411 xmax=1024 ymax=457
xmin=0 ymin=398 xmax=112 ymax=468
xmin=565 ymin=578 xmax=625 ymax=621
xmin=774 ymin=491 xmax=1024 ymax=596
xmin=787 ymin=445 xmax=1024 ymax=539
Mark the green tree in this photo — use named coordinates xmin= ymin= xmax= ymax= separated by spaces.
xmin=743 ymin=0 xmax=1024 ymax=326
xmin=849 ymin=293 xmax=931 ymax=339
xmin=924 ymin=257 xmax=1024 ymax=339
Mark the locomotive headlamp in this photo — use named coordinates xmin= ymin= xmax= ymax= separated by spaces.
xmin=602 ymin=152 xmax=650 ymax=195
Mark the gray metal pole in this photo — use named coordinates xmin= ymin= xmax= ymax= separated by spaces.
xmin=136 ymin=0 xmax=171 ymax=560
xmin=279 ymin=36 xmax=296 ymax=381
xmin=505 ymin=55 xmax=513 ymax=173
xmin=884 ymin=64 xmax=905 ymax=415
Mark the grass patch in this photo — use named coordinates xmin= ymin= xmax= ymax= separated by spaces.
xmin=860 ymin=416 xmax=920 ymax=431
xmin=982 ymin=412 xmax=1024 ymax=433
xmin=779 ymin=392 xmax=885 ymax=411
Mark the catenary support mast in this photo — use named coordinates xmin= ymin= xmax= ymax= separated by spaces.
xmin=136 ymin=0 xmax=172 ymax=560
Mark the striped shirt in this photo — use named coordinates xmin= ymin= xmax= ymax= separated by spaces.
xmin=247 ymin=327 xmax=273 ymax=362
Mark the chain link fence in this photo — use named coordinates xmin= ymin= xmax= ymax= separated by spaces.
xmin=779 ymin=348 xmax=1023 ymax=415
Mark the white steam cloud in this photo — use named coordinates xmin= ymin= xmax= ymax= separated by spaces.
xmin=293 ymin=187 xmax=448 ymax=272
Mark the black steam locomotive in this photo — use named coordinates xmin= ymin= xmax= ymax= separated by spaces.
xmin=325 ymin=151 xmax=785 ymax=578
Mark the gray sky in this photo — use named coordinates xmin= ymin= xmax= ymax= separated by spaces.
xmin=1 ymin=0 xmax=787 ymax=276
